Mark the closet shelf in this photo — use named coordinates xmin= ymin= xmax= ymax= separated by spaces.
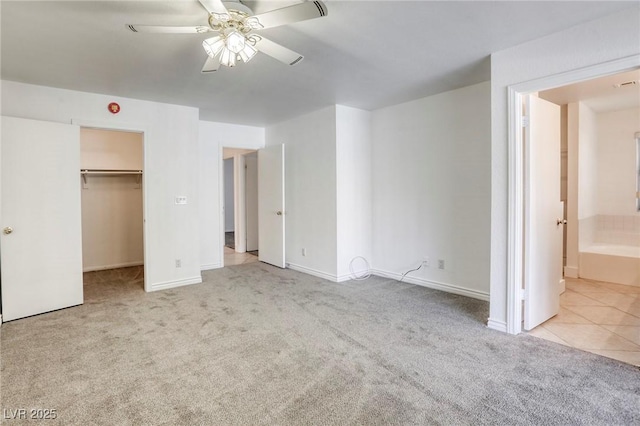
xmin=81 ymin=169 xmax=143 ymax=187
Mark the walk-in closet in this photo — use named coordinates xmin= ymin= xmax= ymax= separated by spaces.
xmin=80 ymin=128 xmax=144 ymax=290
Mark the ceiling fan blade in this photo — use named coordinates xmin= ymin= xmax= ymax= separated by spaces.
xmin=253 ymin=36 xmax=304 ymax=66
xmin=127 ymin=25 xmax=211 ymax=34
xmin=202 ymin=56 xmax=221 ymax=73
xmin=198 ymin=0 xmax=230 ymax=21
xmin=250 ymin=1 xmax=327 ymax=30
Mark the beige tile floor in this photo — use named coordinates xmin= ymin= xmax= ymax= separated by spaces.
xmin=224 ymin=246 xmax=259 ymax=266
xmin=528 ymin=277 xmax=640 ymax=366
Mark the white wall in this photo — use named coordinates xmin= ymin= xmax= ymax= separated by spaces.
xmin=2 ymin=80 xmax=201 ymax=291
xmin=489 ymin=6 xmax=640 ymax=330
xmin=198 ymin=120 xmax=264 ymax=270
xmin=266 ymin=106 xmax=338 ymax=279
xmin=80 ymin=128 xmax=144 ymax=271
xmin=578 ymin=102 xmax=599 ymax=220
xmin=576 ymin=102 xmax=599 ymax=250
xmin=336 ymin=105 xmax=372 ymax=281
xmin=371 ymin=82 xmax=491 ymax=299
xmin=224 ymin=158 xmax=235 ymax=232
xmin=81 ymin=176 xmax=144 ymax=271
xmin=566 ymin=104 xmax=579 ymax=276
xmin=597 ymin=107 xmax=640 ymax=216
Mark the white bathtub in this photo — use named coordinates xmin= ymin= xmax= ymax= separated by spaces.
xmin=579 ymin=244 xmax=640 ymax=287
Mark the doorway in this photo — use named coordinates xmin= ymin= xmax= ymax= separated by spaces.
xmin=222 ymin=148 xmax=259 ymax=267
xmin=224 ymin=157 xmax=235 ymax=250
xmin=510 ymin=65 xmax=640 ymax=366
xmin=80 ymin=127 xmax=146 ymax=295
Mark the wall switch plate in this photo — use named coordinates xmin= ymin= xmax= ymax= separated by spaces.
xmin=422 ymin=257 xmax=430 ymax=267
xmin=175 ymin=259 xmax=182 ymax=268
xmin=302 ymin=248 xmax=306 ymax=256
xmin=438 ymin=259 xmax=445 ymax=270
xmin=175 ymin=196 xmax=187 ymax=205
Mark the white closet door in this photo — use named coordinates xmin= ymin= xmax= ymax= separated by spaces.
xmin=1 ymin=116 xmax=83 ymax=321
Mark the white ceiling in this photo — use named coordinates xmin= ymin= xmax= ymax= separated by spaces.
xmin=1 ymin=1 xmax=636 ymax=126
xmin=540 ymin=69 xmax=640 ymax=112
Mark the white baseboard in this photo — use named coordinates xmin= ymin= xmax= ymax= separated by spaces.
xmin=201 ymin=263 xmax=222 ymax=271
xmin=564 ymin=266 xmax=578 ymax=278
xmin=287 ymin=263 xmax=338 ymax=282
xmin=284 ymin=265 xmax=490 ymax=302
xmin=370 ymin=269 xmax=490 ymax=301
xmin=83 ymin=261 xmax=143 ymax=272
xmin=335 ymin=270 xmax=371 ymax=283
xmin=148 ymin=276 xmax=202 ymax=292
xmin=487 ymin=318 xmax=508 ymax=333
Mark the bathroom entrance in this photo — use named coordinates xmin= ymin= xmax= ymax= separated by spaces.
xmin=525 ymin=68 xmax=640 ymax=366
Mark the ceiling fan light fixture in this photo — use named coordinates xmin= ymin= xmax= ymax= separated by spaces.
xmin=130 ymin=0 xmax=329 ymax=72
xmin=219 ymin=47 xmax=236 ymax=67
xmin=226 ymin=30 xmax=246 ymax=54
xmin=238 ymin=42 xmax=257 ymax=63
xmin=202 ymin=36 xmax=225 ymax=58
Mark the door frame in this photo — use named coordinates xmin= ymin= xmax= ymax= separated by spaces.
xmin=71 ymin=119 xmax=149 ymax=292
xmin=219 ymin=146 xmax=259 ymax=267
xmin=505 ymin=55 xmax=640 ymax=335
xmin=222 ymin=155 xmax=235 ymax=260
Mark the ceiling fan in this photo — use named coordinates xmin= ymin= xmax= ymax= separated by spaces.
xmin=127 ymin=0 xmax=328 ymax=73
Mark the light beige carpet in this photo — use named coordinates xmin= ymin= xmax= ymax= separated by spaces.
xmin=1 ymin=263 xmax=639 ymax=425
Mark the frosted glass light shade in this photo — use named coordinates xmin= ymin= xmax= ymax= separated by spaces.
xmin=226 ymin=31 xmax=245 ymax=54
xmin=238 ymin=43 xmax=257 ymax=63
xmin=202 ymin=36 xmax=225 ymax=58
xmin=202 ymin=31 xmax=255 ymax=67
xmin=219 ymin=47 xmax=236 ymax=67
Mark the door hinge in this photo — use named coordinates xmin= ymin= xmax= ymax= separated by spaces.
xmin=522 ymin=116 xmax=530 ymax=128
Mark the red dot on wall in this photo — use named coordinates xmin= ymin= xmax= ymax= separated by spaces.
xmin=108 ymin=102 xmax=121 ymax=114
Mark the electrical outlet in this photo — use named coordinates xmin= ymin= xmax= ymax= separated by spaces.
xmin=302 ymin=248 xmax=307 ymax=256
xmin=175 ymin=259 xmax=182 ymax=268
xmin=422 ymin=257 xmax=430 ymax=267
xmin=438 ymin=259 xmax=445 ymax=270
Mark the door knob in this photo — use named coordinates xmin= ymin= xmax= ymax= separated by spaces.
xmin=3 ymin=226 xmax=13 ymax=235
xmin=556 ymin=219 xmax=567 ymax=226
xmin=276 ymin=211 xmax=283 ymax=216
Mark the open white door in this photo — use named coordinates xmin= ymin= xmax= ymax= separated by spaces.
xmin=523 ymin=96 xmax=563 ymax=330
xmin=1 ymin=117 xmax=83 ymax=321
xmin=245 ymin=152 xmax=259 ymax=252
xmin=258 ymin=144 xmax=285 ymax=268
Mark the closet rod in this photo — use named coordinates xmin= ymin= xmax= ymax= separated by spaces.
xmin=81 ymin=170 xmax=143 ymax=187
xmin=81 ymin=170 xmax=143 ymax=174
